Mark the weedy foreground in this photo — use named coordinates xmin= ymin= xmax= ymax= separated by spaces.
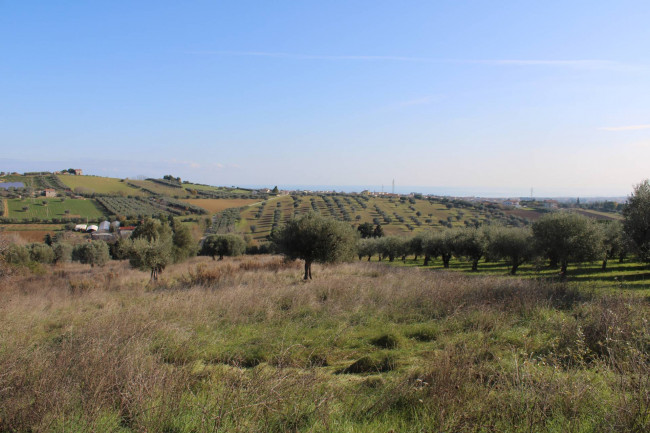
xmin=1 ymin=256 xmax=648 ymax=432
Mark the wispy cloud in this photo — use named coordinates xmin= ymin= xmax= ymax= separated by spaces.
xmin=599 ymin=124 xmax=650 ymax=131
xmin=191 ymin=50 xmax=631 ymax=70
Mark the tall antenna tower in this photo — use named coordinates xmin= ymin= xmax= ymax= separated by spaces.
xmin=392 ymin=179 xmax=395 ymax=195
xmin=530 ymin=187 xmax=534 ymax=200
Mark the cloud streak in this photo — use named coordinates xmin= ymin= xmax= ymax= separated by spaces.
xmin=599 ymin=124 xmax=650 ymax=131
xmin=191 ymin=50 xmax=630 ymax=70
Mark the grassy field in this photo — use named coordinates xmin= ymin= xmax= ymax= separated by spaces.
xmin=385 ymin=255 xmax=650 ymax=294
xmin=1 ymin=257 xmax=647 ymax=432
xmin=6 ymin=197 xmax=105 ymax=220
xmin=57 ymin=175 xmax=144 ymax=195
xmin=181 ymin=198 xmax=261 ymax=214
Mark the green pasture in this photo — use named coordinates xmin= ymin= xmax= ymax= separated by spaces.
xmin=7 ymin=197 xmax=105 ymax=220
xmin=57 ymin=175 xmax=144 ymax=195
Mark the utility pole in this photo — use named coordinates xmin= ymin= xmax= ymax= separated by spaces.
xmin=392 ymin=179 xmax=395 ymax=195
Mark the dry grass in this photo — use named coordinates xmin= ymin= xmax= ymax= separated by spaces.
xmin=0 ymin=257 xmax=648 ymax=432
xmin=181 ymin=198 xmax=261 ymax=214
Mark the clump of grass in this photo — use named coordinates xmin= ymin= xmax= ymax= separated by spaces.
xmin=370 ymin=333 xmax=401 ymax=349
xmin=406 ymin=325 xmax=439 ymax=342
xmin=341 ymin=354 xmax=397 ymax=374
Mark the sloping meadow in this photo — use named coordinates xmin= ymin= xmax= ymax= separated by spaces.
xmin=1 ymin=257 xmax=648 ymax=432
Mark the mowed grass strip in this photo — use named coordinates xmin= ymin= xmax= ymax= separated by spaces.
xmin=57 ymin=175 xmax=144 ymax=195
xmin=7 ymin=198 xmax=105 ymax=220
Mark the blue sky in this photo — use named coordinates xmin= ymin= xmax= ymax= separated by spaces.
xmin=2 ymin=1 xmax=650 ymax=196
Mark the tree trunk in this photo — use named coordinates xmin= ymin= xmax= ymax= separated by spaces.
xmin=549 ymin=255 xmax=558 ymax=269
xmin=219 ymin=254 xmax=224 ymax=260
xmin=401 ymin=255 xmax=406 ymax=263
xmin=511 ymin=262 xmax=519 ymax=275
xmin=602 ymin=256 xmax=608 ymax=270
xmin=389 ymin=255 xmax=394 ymax=262
xmin=304 ymin=261 xmax=312 ymax=280
xmin=423 ymin=255 xmax=430 ymax=266
xmin=560 ymin=260 xmax=568 ymax=278
xmin=471 ymin=259 xmax=478 ymax=272
xmin=367 ymin=255 xmax=372 ymax=262
xmin=442 ymin=254 xmax=451 ymax=268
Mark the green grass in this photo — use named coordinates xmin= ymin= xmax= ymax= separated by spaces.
xmin=7 ymin=197 xmax=105 ymax=220
xmin=384 ymin=255 xmax=650 ymax=294
xmin=57 ymin=175 xmax=144 ymax=195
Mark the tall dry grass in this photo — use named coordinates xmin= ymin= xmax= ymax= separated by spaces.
xmin=0 ymin=256 xmax=648 ymax=432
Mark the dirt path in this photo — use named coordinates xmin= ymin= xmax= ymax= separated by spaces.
xmin=2 ymin=199 xmax=8 ymax=217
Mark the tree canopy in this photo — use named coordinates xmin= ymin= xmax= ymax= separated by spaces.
xmin=200 ymin=234 xmax=246 ymax=260
xmin=271 ymin=212 xmax=356 ymax=279
xmin=532 ymin=212 xmax=603 ymax=276
xmin=623 ymin=179 xmax=650 ymax=262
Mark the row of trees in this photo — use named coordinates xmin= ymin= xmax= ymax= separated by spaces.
xmin=355 ymin=213 xmax=625 ymax=275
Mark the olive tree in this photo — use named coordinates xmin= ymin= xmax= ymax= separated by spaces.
xmin=171 ymin=221 xmax=197 ymax=262
xmin=72 ymin=241 xmax=110 ymax=267
xmin=356 ymin=237 xmax=378 ymax=261
xmin=378 ymin=236 xmax=407 ymax=262
xmin=52 ymin=242 xmax=73 ymax=264
xmin=623 ymin=179 xmax=650 ymax=262
xmin=200 ymin=234 xmax=246 ymax=260
xmin=127 ymin=237 xmax=173 ymax=281
xmin=271 ymin=212 xmax=356 ymax=280
xmin=423 ymin=229 xmax=456 ymax=268
xmin=532 ymin=212 xmax=603 ymax=276
xmin=487 ymin=227 xmax=535 ymax=275
xmin=28 ymin=243 xmax=55 ymax=264
xmin=601 ymin=221 xmax=625 ymax=270
xmin=452 ymin=227 xmax=486 ymax=271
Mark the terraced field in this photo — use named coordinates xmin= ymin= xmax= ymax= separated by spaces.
xmin=181 ymin=198 xmax=260 ymax=214
xmin=127 ymin=179 xmax=191 ymax=197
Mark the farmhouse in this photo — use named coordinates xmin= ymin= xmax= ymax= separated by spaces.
xmin=44 ymin=188 xmax=56 ymax=198
xmin=74 ymin=169 xmax=83 ymax=176
xmin=543 ymin=200 xmax=559 ymax=209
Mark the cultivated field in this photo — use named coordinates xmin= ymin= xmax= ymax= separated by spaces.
xmin=57 ymin=175 xmax=144 ymax=195
xmin=240 ymin=195 xmax=539 ymax=240
xmin=182 ymin=198 xmax=261 ymax=214
xmin=1 ymin=257 xmax=647 ymax=432
xmin=6 ymin=198 xmax=105 ymax=220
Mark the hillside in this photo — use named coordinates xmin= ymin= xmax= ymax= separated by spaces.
xmin=236 ymin=194 xmax=539 ymax=241
xmin=1 ymin=173 xmax=624 ymax=245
